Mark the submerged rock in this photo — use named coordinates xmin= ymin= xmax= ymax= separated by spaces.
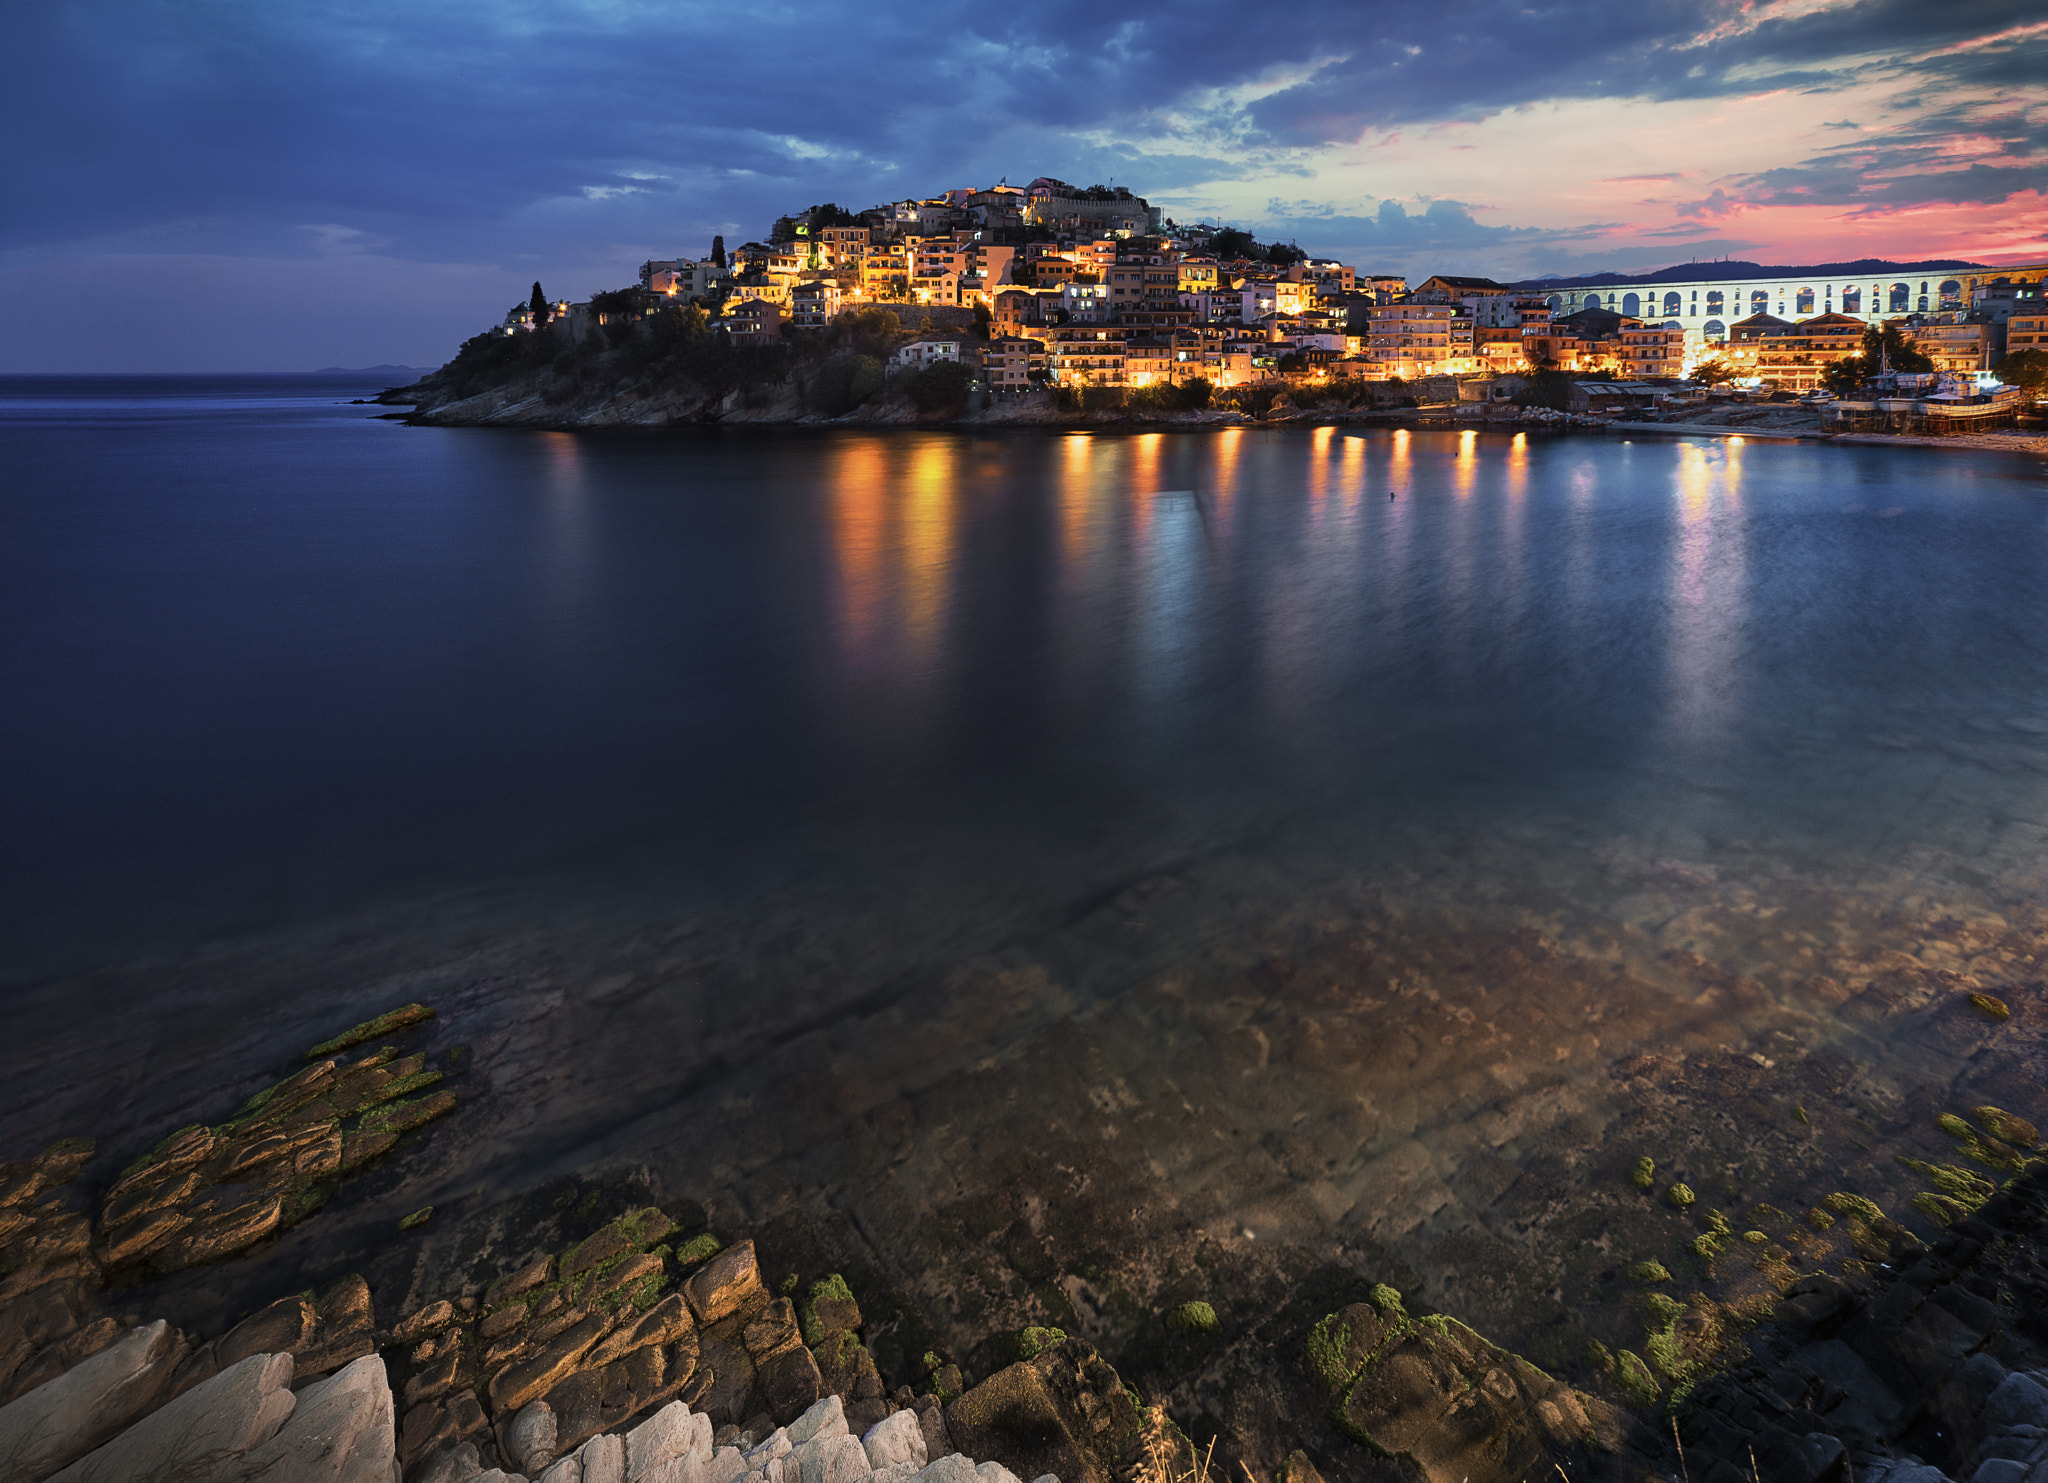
xmin=944 ymin=1340 xmax=1141 ymax=1483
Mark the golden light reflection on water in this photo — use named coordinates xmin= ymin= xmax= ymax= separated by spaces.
xmin=899 ymin=437 xmax=957 ymax=671
xmin=1390 ymin=428 xmax=1412 ymax=495
xmin=1500 ymin=435 xmax=1528 ymax=636
xmin=826 ymin=438 xmax=890 ymax=667
xmin=1308 ymin=424 xmax=1334 ymax=512
xmin=1060 ymin=434 xmax=1093 ymax=565
xmin=822 ymin=435 xmax=960 ymax=685
xmin=1210 ymin=428 xmax=1242 ymax=529
xmin=1129 ymin=433 xmax=1161 ymax=540
xmin=1339 ymin=434 xmax=1365 ymax=512
xmin=1453 ymin=429 xmax=1478 ymax=498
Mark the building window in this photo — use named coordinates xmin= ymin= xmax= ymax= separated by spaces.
xmin=1751 ymin=290 xmax=1769 ymax=312
xmin=1706 ymin=291 xmax=1724 ymax=314
xmin=1703 ymin=319 xmax=1726 ymax=339
xmin=1796 ymin=288 xmax=1814 ymax=314
xmin=1664 ymin=292 xmax=1681 ymax=315
xmin=1889 ymin=282 xmax=1911 ymax=312
xmin=1842 ymin=289 xmax=1861 ymax=314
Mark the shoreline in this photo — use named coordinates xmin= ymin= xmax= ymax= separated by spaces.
xmin=389 ymin=399 xmax=2048 ymax=456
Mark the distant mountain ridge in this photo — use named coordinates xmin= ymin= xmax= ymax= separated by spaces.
xmin=313 ymin=364 xmax=430 ymax=377
xmin=1515 ymin=258 xmax=1990 ymax=290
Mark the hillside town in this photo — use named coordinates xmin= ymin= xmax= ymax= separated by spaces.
xmin=496 ymin=177 xmax=2048 ymax=432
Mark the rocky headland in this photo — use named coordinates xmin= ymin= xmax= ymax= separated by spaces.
xmin=371 ymin=308 xmax=1443 ymax=432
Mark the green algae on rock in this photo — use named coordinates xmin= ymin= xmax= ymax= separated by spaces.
xmin=399 ymin=1207 xmax=433 ymax=1231
xmin=1968 ymin=991 xmax=2011 ymax=1021
xmin=674 ymin=1232 xmax=722 ymax=1266
xmin=1666 ymin=1182 xmax=1696 ymax=1207
xmin=1164 ymin=1301 xmax=1217 ymax=1334
xmin=1897 ymin=1156 xmax=1997 ymax=1224
xmin=1977 ymin=1106 xmax=2039 ymax=1147
xmin=1614 ymin=1349 xmax=1660 ymax=1406
xmin=1017 ymin=1325 xmax=1068 ymax=1360
xmin=96 ymin=1036 xmax=459 ymax=1275
xmin=1310 ymin=1292 xmax=1609 ymax=1466
xmin=1628 ymin=1261 xmax=1671 ymax=1284
xmin=1628 ymin=1155 xmax=1655 ymax=1189
xmin=305 ymin=1002 xmax=436 ymax=1057
xmin=802 ymin=1272 xmax=860 ymax=1345
xmin=1823 ymin=1191 xmax=1884 ymax=1223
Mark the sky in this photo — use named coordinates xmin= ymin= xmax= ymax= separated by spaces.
xmin=3 ymin=0 xmax=2045 ymax=371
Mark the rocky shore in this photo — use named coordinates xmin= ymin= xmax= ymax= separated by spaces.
xmin=0 ymin=1006 xmax=1624 ymax=1481
xmin=376 ymin=375 xmax=2048 ymax=451
xmin=7 ymin=961 xmax=2048 ymax=1483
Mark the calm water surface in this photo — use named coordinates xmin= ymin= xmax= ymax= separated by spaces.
xmin=5 ymin=374 xmax=2048 ymax=1192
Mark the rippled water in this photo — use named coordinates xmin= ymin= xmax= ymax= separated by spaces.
xmin=6 ymin=376 xmax=2048 ymax=1355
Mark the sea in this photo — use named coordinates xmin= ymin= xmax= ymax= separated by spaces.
xmin=6 ymin=373 xmax=2048 ymax=1355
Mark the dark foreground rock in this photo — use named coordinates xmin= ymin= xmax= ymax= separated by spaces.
xmin=1670 ymin=1164 xmax=2048 ymax=1483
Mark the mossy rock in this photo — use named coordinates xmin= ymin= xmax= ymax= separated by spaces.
xmin=1968 ymin=992 xmax=2011 ymax=1022
xmin=1824 ymin=1191 xmax=1883 ymax=1223
xmin=308 ymin=1003 xmax=435 ymax=1057
xmin=1666 ymin=1183 xmax=1695 ymax=1208
xmin=1628 ymin=1261 xmax=1671 ymax=1285
xmin=675 ymin=1232 xmax=722 ymax=1266
xmin=1977 ymin=1106 xmax=2038 ymax=1148
xmin=1628 ymin=1156 xmax=1655 ymax=1190
xmin=1306 ymin=1312 xmax=1357 ymax=1393
xmin=1912 ymin=1191 xmax=1973 ymax=1226
xmin=1897 ymin=1156 xmax=1995 ymax=1209
xmin=399 ymin=1207 xmax=433 ymax=1231
xmin=1367 ymin=1284 xmax=1406 ymax=1318
xmin=1165 ymin=1301 xmax=1217 ymax=1334
xmin=356 ymin=1090 xmax=456 ymax=1137
xmin=1016 ymin=1326 xmax=1067 ymax=1361
xmin=802 ymin=1273 xmax=860 ymax=1345
xmin=1615 ymin=1349 xmax=1660 ymax=1407
xmin=1805 ymin=1207 xmax=1836 ymax=1231
xmin=1641 ymin=1292 xmax=1684 ymax=1326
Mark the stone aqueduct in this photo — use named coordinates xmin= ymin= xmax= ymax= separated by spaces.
xmin=1540 ymin=263 xmax=2047 ymax=345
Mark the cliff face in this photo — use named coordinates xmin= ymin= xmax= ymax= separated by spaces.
xmin=379 ymin=311 xmax=1144 ymax=430
xmin=395 ymin=365 xmax=1133 ymax=431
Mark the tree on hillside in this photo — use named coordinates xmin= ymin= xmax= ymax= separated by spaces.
xmin=1513 ymin=370 xmax=1575 ymax=411
xmin=906 ymin=360 xmax=973 ymax=415
xmin=1865 ymin=323 xmax=1933 ymax=374
xmin=1208 ymin=228 xmax=1257 ymax=261
xmin=530 ymin=282 xmax=550 ymax=327
xmin=973 ymin=302 xmax=993 ymax=339
xmin=1820 ymin=324 xmax=1936 ymax=394
xmin=1690 ymin=356 xmax=1733 ymax=385
xmin=711 ymin=235 xmax=726 ymax=269
xmin=2000 ymin=349 xmax=2047 ymax=401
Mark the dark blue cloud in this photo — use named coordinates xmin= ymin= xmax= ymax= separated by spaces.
xmin=2 ymin=0 xmax=2041 ymax=368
